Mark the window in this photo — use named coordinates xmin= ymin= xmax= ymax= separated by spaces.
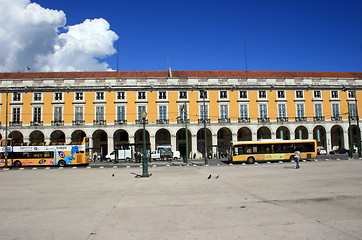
xmin=96 ymin=92 xmax=104 ymax=100
xmin=34 ymin=93 xmax=42 ymax=101
xmin=75 ymin=106 xmax=84 ymax=121
xmin=179 ymin=91 xmax=187 ymax=99
xmin=200 ymin=104 xmax=208 ymax=120
xmin=200 ymin=90 xmax=207 ymax=99
xmin=296 ymin=104 xmax=305 ymax=118
xmin=314 ymin=104 xmax=322 ymax=117
xmin=348 ymin=90 xmax=355 ymax=98
xmin=332 ymin=103 xmax=340 ymax=117
xmin=117 ymin=106 xmax=125 ymax=121
xmin=75 ymin=92 xmax=84 ymax=101
xmin=54 ymin=93 xmax=62 ymax=101
xmin=159 ymin=105 xmax=167 ymax=120
xmin=296 ymin=91 xmax=304 ymax=98
xmin=54 ymin=107 xmax=62 ymax=122
xmin=259 ymin=91 xmax=266 ymax=98
xmin=240 ymin=105 xmax=248 ymax=118
xmin=240 ymin=91 xmax=247 ymax=98
xmin=278 ymin=104 xmax=286 ymax=117
xmin=138 ymin=92 xmax=146 ymax=100
xmin=259 ymin=104 xmax=268 ymax=118
xmin=138 ymin=106 xmax=146 ymax=119
xmin=13 ymin=92 xmax=21 ymax=101
xmin=179 ymin=105 xmax=187 ymax=119
xmin=314 ymin=91 xmax=321 ymax=98
xmin=12 ymin=107 xmax=21 ymax=123
xmin=220 ymin=105 xmax=228 ymax=119
xmin=95 ymin=106 xmax=104 ymax=121
xmin=117 ymin=92 xmax=125 ymax=100
xmin=331 ymin=91 xmax=339 ymax=98
xmin=159 ymin=92 xmax=167 ymax=100
xmin=220 ymin=91 xmax=228 ymax=99
xmin=33 ymin=107 xmax=41 ymax=123
xmin=277 ymin=91 xmax=285 ymax=98
xmin=349 ymin=103 xmax=357 ymax=118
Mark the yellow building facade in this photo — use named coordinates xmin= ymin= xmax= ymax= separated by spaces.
xmin=0 ymin=70 xmax=361 ymax=159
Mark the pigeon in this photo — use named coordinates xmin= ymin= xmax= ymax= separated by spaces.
xmin=112 ymin=174 xmax=114 ymax=177
xmin=215 ymin=175 xmax=219 ymax=179
xmin=207 ymin=174 xmax=211 ymax=179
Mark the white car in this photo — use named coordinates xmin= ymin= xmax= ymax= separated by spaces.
xmin=317 ymin=148 xmax=327 ymax=155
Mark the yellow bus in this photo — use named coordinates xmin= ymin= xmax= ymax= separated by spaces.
xmin=228 ymin=139 xmax=317 ymax=164
xmin=0 ymin=137 xmax=90 ymax=167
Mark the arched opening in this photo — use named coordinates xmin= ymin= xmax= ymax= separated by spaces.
xmin=8 ymin=131 xmax=24 ymax=145
xmin=217 ymin=127 xmax=232 ymax=158
xmin=257 ymin=127 xmax=271 ymax=140
xmin=276 ymin=126 xmax=290 ymax=140
xmin=237 ymin=127 xmax=252 ymax=141
xmin=114 ymin=129 xmax=130 ymax=149
xmin=331 ymin=125 xmax=345 ymax=150
xmin=313 ymin=126 xmax=327 ymax=148
xmin=50 ymin=130 xmax=65 ymax=144
xmin=155 ymin=129 xmax=171 ymax=147
xmin=92 ymin=130 xmax=108 ymax=160
xmin=134 ymin=129 xmax=150 ymax=152
xmin=295 ymin=126 xmax=308 ymax=139
xmin=29 ymin=131 xmax=45 ymax=145
xmin=197 ymin=128 xmax=212 ymax=158
xmin=71 ymin=130 xmax=86 ymax=143
xmin=176 ymin=128 xmax=192 ymax=157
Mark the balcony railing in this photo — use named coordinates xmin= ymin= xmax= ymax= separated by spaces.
xmin=218 ymin=118 xmax=230 ymax=123
xmin=93 ymin=120 xmax=106 ymax=125
xmin=114 ymin=119 xmax=127 ymax=125
xmin=238 ymin=117 xmax=250 ymax=123
xmin=331 ymin=116 xmax=342 ymax=121
xmin=277 ymin=117 xmax=289 ymax=122
xmin=52 ymin=120 xmax=64 ymax=126
xmin=313 ymin=116 xmax=325 ymax=121
xmin=31 ymin=121 xmax=43 ymax=126
xmin=177 ymin=118 xmax=190 ymax=124
xmin=10 ymin=121 xmax=22 ymax=126
xmin=198 ymin=118 xmax=210 ymax=124
xmin=72 ymin=120 xmax=85 ymax=126
xmin=295 ymin=117 xmax=307 ymax=122
xmin=156 ymin=119 xmax=169 ymax=124
xmin=258 ymin=117 xmax=270 ymax=122
xmin=136 ymin=119 xmax=148 ymax=124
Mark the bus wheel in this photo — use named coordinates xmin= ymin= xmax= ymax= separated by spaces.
xmin=13 ymin=161 xmax=22 ymax=167
xmin=289 ymin=155 xmax=295 ymax=161
xmin=247 ymin=157 xmax=255 ymax=164
xmin=58 ymin=160 xmax=66 ymax=167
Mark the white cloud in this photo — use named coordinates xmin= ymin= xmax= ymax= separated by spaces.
xmin=0 ymin=0 xmax=118 ymax=72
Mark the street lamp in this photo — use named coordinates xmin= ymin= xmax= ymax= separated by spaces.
xmin=141 ymin=110 xmax=149 ymax=177
xmin=201 ymin=90 xmax=208 ymax=165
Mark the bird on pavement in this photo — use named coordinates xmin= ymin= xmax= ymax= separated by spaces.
xmin=112 ymin=174 xmax=114 ymax=177
xmin=207 ymin=174 xmax=211 ymax=179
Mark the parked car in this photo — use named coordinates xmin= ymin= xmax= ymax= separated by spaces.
xmin=317 ymin=148 xmax=327 ymax=155
xmin=329 ymin=148 xmax=349 ymax=154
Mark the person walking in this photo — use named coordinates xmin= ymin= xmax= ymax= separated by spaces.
xmin=294 ymin=150 xmax=301 ymax=169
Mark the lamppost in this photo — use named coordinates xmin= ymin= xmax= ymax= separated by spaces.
xmin=344 ymin=87 xmax=361 ymax=158
xmin=141 ymin=110 xmax=149 ymax=177
xmin=201 ymin=90 xmax=208 ymax=165
xmin=4 ymin=92 xmax=9 ymax=168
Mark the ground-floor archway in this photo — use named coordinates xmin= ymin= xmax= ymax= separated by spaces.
xmin=176 ymin=128 xmax=192 ymax=157
xmin=237 ymin=127 xmax=252 ymax=141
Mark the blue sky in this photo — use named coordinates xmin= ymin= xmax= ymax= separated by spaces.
xmin=8 ymin=0 xmax=362 ymax=72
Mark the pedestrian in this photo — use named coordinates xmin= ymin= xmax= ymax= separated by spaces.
xmin=294 ymin=150 xmax=301 ymax=169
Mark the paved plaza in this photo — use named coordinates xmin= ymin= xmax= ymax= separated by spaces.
xmin=1 ymin=159 xmax=362 ymax=240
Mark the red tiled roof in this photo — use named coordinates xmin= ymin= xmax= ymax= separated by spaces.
xmin=0 ymin=70 xmax=362 ymax=80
